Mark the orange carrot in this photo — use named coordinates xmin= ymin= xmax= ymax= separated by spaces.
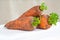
xmin=18 ymin=6 xmax=42 ymax=19
xmin=5 ymin=16 xmax=36 ymax=31
xmin=38 ymin=15 xmax=51 ymax=29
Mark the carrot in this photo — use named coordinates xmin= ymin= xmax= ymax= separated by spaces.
xmin=5 ymin=2 xmax=48 ymax=31
xmin=18 ymin=2 xmax=48 ymax=19
xmin=18 ymin=6 xmax=42 ymax=19
xmin=5 ymin=17 xmax=34 ymax=31
xmin=5 ymin=16 xmax=40 ymax=31
xmin=38 ymin=15 xmax=51 ymax=29
xmin=38 ymin=12 xmax=59 ymax=29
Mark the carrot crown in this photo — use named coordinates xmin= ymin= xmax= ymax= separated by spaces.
xmin=32 ymin=17 xmax=40 ymax=27
xmin=40 ymin=2 xmax=48 ymax=11
xmin=48 ymin=12 xmax=59 ymax=25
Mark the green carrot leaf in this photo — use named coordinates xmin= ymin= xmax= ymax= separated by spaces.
xmin=48 ymin=12 xmax=59 ymax=25
xmin=40 ymin=2 xmax=48 ymax=11
xmin=32 ymin=17 xmax=40 ymax=27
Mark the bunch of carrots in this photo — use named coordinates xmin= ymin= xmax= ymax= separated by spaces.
xmin=5 ymin=2 xmax=59 ymax=31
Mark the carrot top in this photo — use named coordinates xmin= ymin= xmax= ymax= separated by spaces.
xmin=48 ymin=12 xmax=59 ymax=25
xmin=32 ymin=17 xmax=40 ymax=27
xmin=40 ymin=2 xmax=48 ymax=11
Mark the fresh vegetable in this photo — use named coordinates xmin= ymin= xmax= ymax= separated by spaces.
xmin=5 ymin=17 xmax=35 ymax=31
xmin=40 ymin=2 xmax=48 ymax=11
xmin=18 ymin=6 xmax=42 ymax=19
xmin=38 ymin=15 xmax=51 ymax=29
xmin=48 ymin=12 xmax=59 ymax=25
xmin=5 ymin=6 xmax=42 ymax=31
xmin=32 ymin=17 xmax=40 ymax=27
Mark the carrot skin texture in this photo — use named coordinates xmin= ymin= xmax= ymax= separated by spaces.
xmin=38 ymin=15 xmax=51 ymax=29
xmin=5 ymin=17 xmax=34 ymax=31
xmin=18 ymin=6 xmax=42 ymax=19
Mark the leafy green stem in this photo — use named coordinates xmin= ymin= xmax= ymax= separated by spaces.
xmin=48 ymin=12 xmax=59 ymax=25
xmin=32 ymin=17 xmax=40 ymax=27
xmin=40 ymin=2 xmax=48 ymax=11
